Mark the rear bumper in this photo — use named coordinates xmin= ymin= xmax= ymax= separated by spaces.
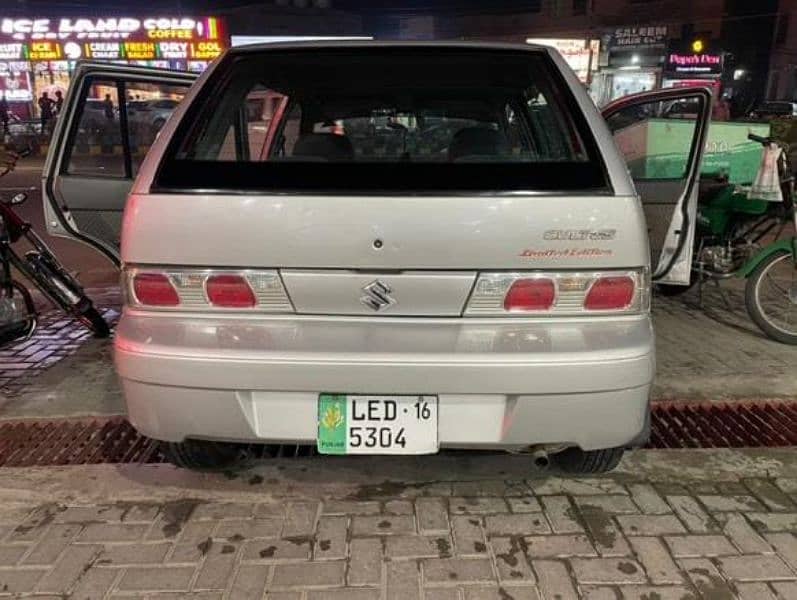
xmin=115 ymin=312 xmax=655 ymax=450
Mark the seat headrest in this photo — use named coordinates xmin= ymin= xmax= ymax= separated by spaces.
xmin=448 ymin=127 xmax=509 ymax=161
xmin=293 ymin=133 xmax=354 ymax=161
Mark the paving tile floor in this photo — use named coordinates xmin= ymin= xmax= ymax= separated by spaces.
xmin=0 ymin=455 xmax=795 ymax=599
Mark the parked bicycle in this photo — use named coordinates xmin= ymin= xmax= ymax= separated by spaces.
xmin=0 ymin=147 xmax=109 ymax=345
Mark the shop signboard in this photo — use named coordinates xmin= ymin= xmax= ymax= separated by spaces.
xmin=0 ymin=60 xmax=29 ymax=73
xmin=123 ymin=42 xmax=156 ymax=60
xmin=610 ymin=26 xmax=668 ymax=50
xmin=0 ymin=14 xmax=226 ymax=114
xmin=84 ymin=42 xmax=123 ymax=59
xmin=0 ymin=63 xmax=32 ymax=101
xmin=0 ymin=16 xmax=226 ymax=62
xmin=190 ymin=41 xmax=224 ymax=60
xmin=667 ymin=52 xmax=723 ymax=76
xmin=615 ymin=119 xmax=770 ymax=183
xmin=28 ymin=41 xmax=62 ymax=61
xmin=0 ymin=42 xmax=25 ymax=60
xmin=0 ymin=17 xmax=222 ymax=42
xmin=526 ymin=38 xmax=600 ymax=82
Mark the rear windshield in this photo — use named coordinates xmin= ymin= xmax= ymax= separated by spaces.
xmin=156 ymin=47 xmax=609 ymax=193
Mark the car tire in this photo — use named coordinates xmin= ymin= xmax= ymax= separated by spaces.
xmin=655 ymin=282 xmax=694 ymax=297
xmin=163 ymin=439 xmax=251 ymax=472
xmin=551 ymin=446 xmax=624 ymax=474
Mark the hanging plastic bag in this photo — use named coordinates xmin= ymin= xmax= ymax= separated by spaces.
xmin=749 ymin=142 xmax=784 ymax=203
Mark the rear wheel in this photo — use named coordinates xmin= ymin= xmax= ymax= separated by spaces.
xmin=163 ymin=439 xmax=252 ymax=472
xmin=552 ymin=447 xmax=624 ymax=474
xmin=745 ymin=249 xmax=797 ymax=344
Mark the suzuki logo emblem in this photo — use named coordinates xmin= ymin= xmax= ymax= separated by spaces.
xmin=360 ymin=280 xmax=396 ymax=312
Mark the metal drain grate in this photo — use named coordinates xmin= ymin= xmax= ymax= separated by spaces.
xmin=649 ymin=401 xmax=797 ymax=449
xmin=0 ymin=417 xmax=163 ymax=467
xmin=0 ymin=401 xmax=795 ymax=466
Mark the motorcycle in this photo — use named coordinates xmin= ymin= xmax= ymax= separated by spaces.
xmin=660 ymin=133 xmax=796 ymax=344
xmin=0 ymin=149 xmax=109 ymax=345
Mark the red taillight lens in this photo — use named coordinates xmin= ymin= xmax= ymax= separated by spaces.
xmin=205 ymin=274 xmax=256 ymax=308
xmin=584 ymin=276 xmax=635 ymax=310
xmin=133 ymin=273 xmax=179 ymax=306
xmin=503 ymin=278 xmax=556 ymax=312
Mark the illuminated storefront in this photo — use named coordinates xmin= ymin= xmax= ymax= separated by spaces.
xmin=526 ymin=38 xmax=600 ymax=84
xmin=661 ymin=45 xmax=724 ymax=98
xmin=0 ymin=16 xmax=227 ymax=117
xmin=591 ymin=25 xmax=669 ymax=106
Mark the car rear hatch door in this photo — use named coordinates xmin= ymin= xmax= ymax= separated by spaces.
xmin=126 ymin=45 xmax=654 ymax=317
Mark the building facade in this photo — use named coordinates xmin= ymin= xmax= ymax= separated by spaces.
xmin=767 ymin=0 xmax=797 ymax=100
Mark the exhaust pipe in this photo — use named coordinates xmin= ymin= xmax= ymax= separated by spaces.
xmin=532 ymin=448 xmax=550 ymax=469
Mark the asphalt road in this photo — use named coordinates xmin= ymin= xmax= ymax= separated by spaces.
xmin=1 ymin=156 xmax=118 ymax=287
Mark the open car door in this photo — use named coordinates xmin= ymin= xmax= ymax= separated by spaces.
xmin=43 ymin=62 xmax=197 ymax=265
xmin=602 ymin=87 xmax=712 ymax=285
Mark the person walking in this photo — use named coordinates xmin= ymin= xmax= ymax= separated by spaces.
xmin=38 ymin=92 xmax=54 ymax=134
xmin=54 ymin=90 xmax=64 ymax=116
xmin=103 ymin=94 xmax=114 ymax=121
xmin=101 ymin=94 xmax=116 ymax=154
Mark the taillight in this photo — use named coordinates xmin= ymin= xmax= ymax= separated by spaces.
xmin=206 ymin=274 xmax=256 ymax=308
xmin=124 ymin=268 xmax=293 ymax=312
xmin=133 ymin=273 xmax=179 ymax=307
xmin=503 ymin=278 xmax=555 ymax=312
xmin=584 ymin=276 xmax=635 ymax=310
xmin=465 ymin=270 xmax=647 ymax=316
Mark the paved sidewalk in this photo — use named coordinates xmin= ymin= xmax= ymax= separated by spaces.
xmin=0 ymin=449 xmax=796 ymax=599
xmin=652 ymin=282 xmax=797 ymax=400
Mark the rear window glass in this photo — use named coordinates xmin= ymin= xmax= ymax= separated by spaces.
xmin=157 ymin=47 xmax=608 ymax=193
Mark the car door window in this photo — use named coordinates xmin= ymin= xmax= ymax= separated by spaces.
xmin=606 ymin=97 xmax=699 ymax=180
xmin=68 ymin=82 xmax=124 ymax=177
xmin=603 ymin=90 xmax=710 ymax=283
xmin=123 ymin=81 xmax=187 ymax=176
xmin=66 ymin=78 xmax=188 ymax=179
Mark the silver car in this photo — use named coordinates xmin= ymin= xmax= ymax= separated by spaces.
xmin=43 ymin=43 xmax=711 ymax=472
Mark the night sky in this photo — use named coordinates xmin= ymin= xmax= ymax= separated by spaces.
xmin=2 ymin=0 xmax=542 ymax=16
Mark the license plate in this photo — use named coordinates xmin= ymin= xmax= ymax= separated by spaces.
xmin=317 ymin=394 xmax=438 ymax=455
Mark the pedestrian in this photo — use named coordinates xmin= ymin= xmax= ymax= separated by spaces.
xmin=38 ymin=91 xmax=54 ymax=134
xmin=54 ymin=90 xmax=64 ymax=115
xmin=713 ymin=96 xmax=731 ymax=122
xmin=103 ymin=94 xmax=114 ymax=121
xmin=0 ymin=96 xmax=9 ymax=139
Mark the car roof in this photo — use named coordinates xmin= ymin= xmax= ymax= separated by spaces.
xmin=228 ymin=40 xmax=552 ymax=55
